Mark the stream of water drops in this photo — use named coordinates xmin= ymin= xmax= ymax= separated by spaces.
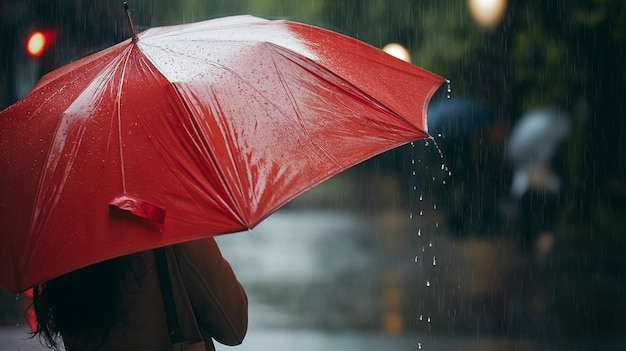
xmin=409 ymin=133 xmax=452 ymax=349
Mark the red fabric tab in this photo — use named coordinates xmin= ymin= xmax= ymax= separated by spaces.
xmin=109 ymin=196 xmax=166 ymax=224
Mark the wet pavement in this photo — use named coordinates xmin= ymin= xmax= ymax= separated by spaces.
xmin=216 ymin=210 xmax=388 ymax=331
xmin=4 ymin=326 xmax=626 ymax=351
xmin=2 ymin=209 xmax=626 ymax=350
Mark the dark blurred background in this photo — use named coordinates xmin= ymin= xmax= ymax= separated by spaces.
xmin=1 ymin=0 xmax=625 ymax=346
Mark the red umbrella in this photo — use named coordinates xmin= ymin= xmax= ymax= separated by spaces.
xmin=0 ymin=14 xmax=443 ymax=293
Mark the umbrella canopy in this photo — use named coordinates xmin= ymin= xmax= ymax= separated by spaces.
xmin=0 ymin=15 xmax=443 ymax=292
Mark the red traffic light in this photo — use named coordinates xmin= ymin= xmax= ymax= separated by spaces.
xmin=26 ymin=29 xmax=57 ymax=57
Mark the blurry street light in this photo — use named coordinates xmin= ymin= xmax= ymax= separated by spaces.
xmin=382 ymin=43 xmax=411 ymax=63
xmin=468 ymin=0 xmax=507 ymax=30
xmin=25 ymin=29 xmax=57 ymax=57
xmin=26 ymin=32 xmax=46 ymax=57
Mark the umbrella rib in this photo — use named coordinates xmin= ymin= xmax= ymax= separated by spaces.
xmin=114 ymin=45 xmax=137 ymax=194
xmin=20 ymin=52 xmax=132 ymax=283
xmin=270 ymin=43 xmax=427 ymax=160
xmin=205 ymin=89 xmax=252 ymax=224
xmin=360 ymin=56 xmax=435 ymax=131
xmin=166 ymin=82 xmax=250 ymax=227
xmin=189 ymin=52 xmax=339 ymax=156
xmin=268 ymin=50 xmax=343 ymax=167
xmin=137 ymin=42 xmax=252 ymax=225
xmin=169 ymin=42 xmax=347 ymax=170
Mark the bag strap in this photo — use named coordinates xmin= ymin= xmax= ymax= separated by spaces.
xmin=154 ymin=247 xmax=185 ymax=344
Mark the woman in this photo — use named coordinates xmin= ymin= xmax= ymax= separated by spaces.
xmin=32 ymin=237 xmax=248 ymax=351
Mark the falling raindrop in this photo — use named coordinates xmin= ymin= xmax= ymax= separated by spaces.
xmin=445 ymin=79 xmax=452 ymax=98
xmin=419 ymin=314 xmax=423 ymax=321
xmin=15 ymin=293 xmax=20 ymax=327
xmin=419 ymin=193 xmax=423 ymax=201
xmin=427 ymin=136 xmax=445 ymax=159
xmin=426 ymin=280 xmax=431 ymax=287
xmin=409 ymin=213 xmax=414 ymax=219
xmin=418 ymin=342 xmax=422 ymax=349
xmin=417 ymin=228 xmax=422 ymax=236
xmin=424 ymin=140 xmax=430 ymax=147
xmin=427 ymin=317 xmax=431 ymax=323
xmin=432 ymin=256 xmax=437 ymax=266
xmin=414 ymin=255 xmax=419 ymax=262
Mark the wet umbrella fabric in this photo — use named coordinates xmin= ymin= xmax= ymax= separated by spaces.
xmin=0 ymin=15 xmax=443 ymax=292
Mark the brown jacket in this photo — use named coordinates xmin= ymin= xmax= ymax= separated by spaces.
xmin=63 ymin=238 xmax=248 ymax=351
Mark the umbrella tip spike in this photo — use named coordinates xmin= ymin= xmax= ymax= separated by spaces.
xmin=124 ymin=2 xmax=139 ymax=42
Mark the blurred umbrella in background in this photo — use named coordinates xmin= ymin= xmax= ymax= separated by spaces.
xmin=426 ymin=97 xmax=495 ymax=140
xmin=426 ymin=97 xmax=510 ymax=238
xmin=506 ymin=107 xmax=570 ymax=198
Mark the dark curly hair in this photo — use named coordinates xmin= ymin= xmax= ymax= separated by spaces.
xmin=31 ymin=256 xmax=132 ymax=350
